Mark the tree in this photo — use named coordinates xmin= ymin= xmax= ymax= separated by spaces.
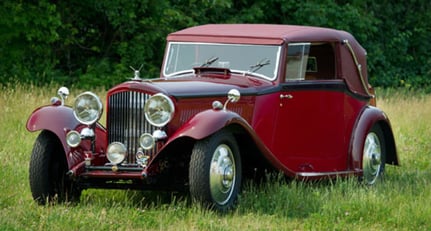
xmin=1 ymin=0 xmax=430 ymax=90
xmin=0 ymin=1 xmax=61 ymax=85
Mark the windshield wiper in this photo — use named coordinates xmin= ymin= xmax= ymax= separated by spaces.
xmin=201 ymin=56 xmax=219 ymax=67
xmin=249 ymin=58 xmax=270 ymax=72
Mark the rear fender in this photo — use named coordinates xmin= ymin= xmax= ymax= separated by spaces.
xmin=349 ymin=106 xmax=399 ymax=171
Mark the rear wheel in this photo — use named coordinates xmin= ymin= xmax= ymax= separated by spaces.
xmin=362 ymin=125 xmax=386 ymax=185
xmin=29 ymin=130 xmax=81 ymax=204
xmin=189 ymin=130 xmax=242 ymax=212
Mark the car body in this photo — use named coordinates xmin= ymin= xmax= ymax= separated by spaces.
xmin=27 ymin=24 xmax=398 ymax=211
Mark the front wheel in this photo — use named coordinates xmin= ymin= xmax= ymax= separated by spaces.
xmin=361 ymin=125 xmax=386 ymax=185
xmin=29 ymin=130 xmax=81 ymax=205
xmin=189 ymin=130 xmax=242 ymax=212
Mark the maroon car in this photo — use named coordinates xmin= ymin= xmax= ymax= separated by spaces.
xmin=27 ymin=24 xmax=398 ymax=211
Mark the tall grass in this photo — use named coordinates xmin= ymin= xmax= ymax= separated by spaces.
xmin=0 ymin=85 xmax=430 ymax=230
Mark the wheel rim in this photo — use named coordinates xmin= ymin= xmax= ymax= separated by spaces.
xmin=362 ymin=132 xmax=382 ymax=184
xmin=209 ymin=144 xmax=236 ymax=205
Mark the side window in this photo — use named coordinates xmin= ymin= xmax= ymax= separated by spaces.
xmin=285 ymin=43 xmax=310 ymax=81
xmin=306 ymin=43 xmax=336 ymax=80
xmin=285 ymin=42 xmax=337 ymax=81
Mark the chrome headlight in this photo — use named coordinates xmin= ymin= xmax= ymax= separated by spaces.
xmin=107 ymin=142 xmax=127 ymax=165
xmin=144 ymin=93 xmax=175 ymax=127
xmin=73 ymin=92 xmax=103 ymax=125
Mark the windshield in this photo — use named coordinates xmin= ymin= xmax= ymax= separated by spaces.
xmin=163 ymin=42 xmax=281 ymax=80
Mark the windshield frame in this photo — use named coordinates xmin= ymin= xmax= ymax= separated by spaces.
xmin=163 ymin=42 xmax=282 ymax=81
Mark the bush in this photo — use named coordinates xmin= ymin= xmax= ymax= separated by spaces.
xmin=1 ymin=1 xmax=430 ymax=91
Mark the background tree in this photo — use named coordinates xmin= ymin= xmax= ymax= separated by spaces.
xmin=0 ymin=1 xmax=61 ymax=85
xmin=0 ymin=0 xmax=430 ymax=90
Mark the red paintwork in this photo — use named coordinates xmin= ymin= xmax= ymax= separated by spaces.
xmin=27 ymin=24 xmax=398 ymax=188
xmin=166 ymin=109 xmax=244 ymax=140
xmin=80 ymin=170 xmax=143 ymax=179
xmin=27 ymin=105 xmax=80 ymax=167
xmin=26 ymin=105 xmax=107 ymax=169
xmin=349 ymin=106 xmax=399 ymax=169
xmin=27 ymin=105 xmax=79 ymax=135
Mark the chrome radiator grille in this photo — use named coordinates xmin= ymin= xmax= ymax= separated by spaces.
xmin=108 ymin=91 xmax=158 ymax=164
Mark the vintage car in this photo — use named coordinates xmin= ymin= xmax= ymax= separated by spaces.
xmin=27 ymin=24 xmax=398 ymax=211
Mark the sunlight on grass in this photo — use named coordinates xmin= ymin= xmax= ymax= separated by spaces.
xmin=378 ymin=89 xmax=431 ymax=169
xmin=1 ymin=85 xmax=430 ymax=230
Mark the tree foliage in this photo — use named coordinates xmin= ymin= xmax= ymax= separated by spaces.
xmin=0 ymin=1 xmax=61 ymax=84
xmin=0 ymin=0 xmax=430 ymax=90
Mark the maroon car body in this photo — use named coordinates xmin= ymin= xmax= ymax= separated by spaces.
xmin=27 ymin=24 xmax=398 ymax=211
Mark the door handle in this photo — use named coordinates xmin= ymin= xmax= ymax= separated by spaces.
xmin=279 ymin=94 xmax=293 ymax=107
xmin=280 ymin=94 xmax=293 ymax=99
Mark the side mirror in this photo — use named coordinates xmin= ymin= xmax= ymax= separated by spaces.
xmin=224 ymin=89 xmax=240 ymax=110
xmin=227 ymin=89 xmax=240 ymax=103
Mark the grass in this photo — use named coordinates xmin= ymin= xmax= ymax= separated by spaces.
xmin=0 ymin=85 xmax=430 ymax=230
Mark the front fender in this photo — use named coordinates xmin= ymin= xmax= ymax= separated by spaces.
xmin=26 ymin=105 xmax=107 ymax=169
xmin=144 ymin=109 xmax=246 ymax=173
xmin=349 ymin=106 xmax=399 ymax=171
xmin=151 ymin=108 xmax=295 ymax=177
xmin=27 ymin=105 xmax=80 ymax=138
xmin=168 ymin=109 xmax=246 ymax=142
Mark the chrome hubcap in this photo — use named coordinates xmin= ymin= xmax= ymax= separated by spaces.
xmin=363 ymin=132 xmax=382 ymax=184
xmin=209 ymin=144 xmax=236 ymax=205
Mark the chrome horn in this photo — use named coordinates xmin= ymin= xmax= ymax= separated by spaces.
xmin=57 ymin=86 xmax=70 ymax=106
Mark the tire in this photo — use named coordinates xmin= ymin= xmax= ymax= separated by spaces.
xmin=29 ymin=130 xmax=81 ymax=205
xmin=361 ymin=125 xmax=386 ymax=185
xmin=189 ymin=130 xmax=242 ymax=212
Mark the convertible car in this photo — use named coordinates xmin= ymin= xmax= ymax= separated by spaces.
xmin=27 ymin=24 xmax=398 ymax=211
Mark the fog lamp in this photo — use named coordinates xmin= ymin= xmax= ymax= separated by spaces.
xmin=139 ymin=133 xmax=155 ymax=150
xmin=66 ymin=130 xmax=81 ymax=148
xmin=107 ymin=142 xmax=127 ymax=165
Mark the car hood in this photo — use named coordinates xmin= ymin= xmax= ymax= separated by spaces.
xmin=110 ymin=73 xmax=274 ymax=99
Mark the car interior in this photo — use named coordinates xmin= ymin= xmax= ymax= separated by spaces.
xmin=305 ymin=43 xmax=336 ymax=80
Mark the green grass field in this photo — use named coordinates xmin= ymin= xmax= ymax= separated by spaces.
xmin=0 ymin=85 xmax=430 ymax=230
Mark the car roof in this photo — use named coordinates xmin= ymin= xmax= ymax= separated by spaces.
xmin=168 ymin=24 xmax=357 ymax=45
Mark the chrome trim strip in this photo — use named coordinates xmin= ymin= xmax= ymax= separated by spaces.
xmin=163 ymin=42 xmax=281 ymax=81
xmin=296 ymin=170 xmax=355 ymax=177
xmin=343 ymin=39 xmax=373 ymax=98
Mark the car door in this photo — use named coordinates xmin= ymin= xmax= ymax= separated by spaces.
xmin=271 ymin=43 xmax=349 ymax=173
